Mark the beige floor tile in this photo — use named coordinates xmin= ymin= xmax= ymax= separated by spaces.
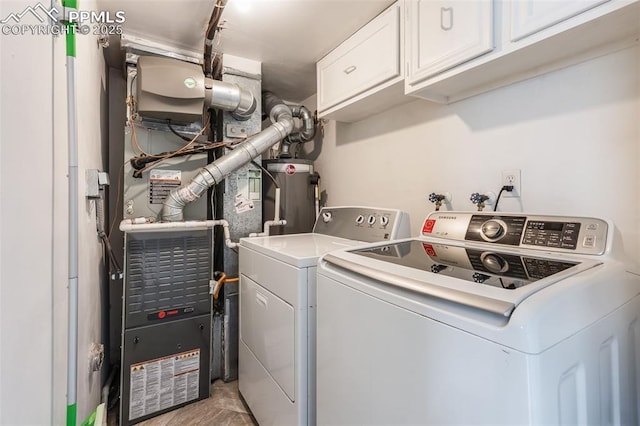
xmin=110 ymin=380 xmax=257 ymax=426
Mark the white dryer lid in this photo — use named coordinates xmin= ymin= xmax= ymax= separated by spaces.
xmin=240 ymin=233 xmax=364 ymax=268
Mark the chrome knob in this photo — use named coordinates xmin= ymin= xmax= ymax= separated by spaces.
xmin=355 ymin=214 xmax=365 ymax=225
xmin=380 ymin=216 xmax=390 ymax=227
xmin=322 ymin=211 xmax=332 ymax=223
xmin=480 ymin=252 xmax=509 ymax=274
xmin=480 ymin=219 xmax=507 ymax=241
xmin=367 ymin=215 xmax=376 ymax=225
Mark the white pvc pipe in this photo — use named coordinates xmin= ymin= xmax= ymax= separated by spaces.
xmin=273 ymin=187 xmax=281 ymax=221
xmin=249 ymin=187 xmax=287 ymax=237
xmin=119 ymin=219 xmax=239 ymax=248
xmin=249 ymin=219 xmax=287 ymax=238
xmin=66 ymin=53 xmax=79 ymax=421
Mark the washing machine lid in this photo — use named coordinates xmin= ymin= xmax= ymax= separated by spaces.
xmin=240 ymin=233 xmax=364 ymax=268
xmin=323 ymin=238 xmax=603 ymax=317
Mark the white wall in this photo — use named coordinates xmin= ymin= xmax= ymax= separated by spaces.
xmin=304 ymin=44 xmax=640 ymax=260
xmin=0 ymin=1 xmax=55 ymax=423
xmin=73 ymin=6 xmax=110 ymax=419
xmin=1 ymin=0 xmax=108 ymax=423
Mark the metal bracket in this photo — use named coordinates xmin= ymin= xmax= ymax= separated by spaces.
xmin=86 ymin=170 xmax=110 ymax=199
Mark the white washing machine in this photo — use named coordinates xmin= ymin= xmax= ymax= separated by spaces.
xmin=316 ymin=211 xmax=640 ymax=425
xmin=238 ymin=206 xmax=410 ymax=425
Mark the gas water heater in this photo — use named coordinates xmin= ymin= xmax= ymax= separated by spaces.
xmin=263 ymin=158 xmax=319 ymax=235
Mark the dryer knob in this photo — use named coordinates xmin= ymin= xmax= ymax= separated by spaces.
xmin=322 ymin=211 xmax=332 ymax=223
xmin=367 ymin=215 xmax=376 ymax=225
xmin=380 ymin=216 xmax=390 ymax=227
xmin=481 ymin=220 xmax=505 ymax=240
xmin=355 ymin=215 xmax=365 ymax=225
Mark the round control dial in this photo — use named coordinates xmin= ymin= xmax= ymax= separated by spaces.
xmin=380 ymin=216 xmax=390 ymax=227
xmin=322 ymin=211 xmax=332 ymax=223
xmin=355 ymin=215 xmax=365 ymax=225
xmin=480 ymin=219 xmax=508 ymax=242
xmin=367 ymin=215 xmax=376 ymax=225
xmin=480 ymin=252 xmax=509 ymax=274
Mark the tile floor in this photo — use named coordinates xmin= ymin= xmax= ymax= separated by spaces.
xmin=111 ymin=380 xmax=257 ymax=426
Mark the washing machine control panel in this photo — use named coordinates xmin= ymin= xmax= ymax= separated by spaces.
xmin=422 ymin=212 xmax=608 ymax=255
xmin=313 ymin=207 xmax=411 ymax=242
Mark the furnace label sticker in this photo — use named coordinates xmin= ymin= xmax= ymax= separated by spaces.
xmin=129 ymin=349 xmax=200 ymax=420
xmin=235 ymin=169 xmax=261 ymax=213
xmin=149 ymin=170 xmax=182 ymax=205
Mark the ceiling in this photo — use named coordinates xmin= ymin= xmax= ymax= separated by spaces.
xmin=98 ymin=0 xmax=395 ymax=102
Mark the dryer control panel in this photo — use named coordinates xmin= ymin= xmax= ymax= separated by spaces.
xmin=422 ymin=212 xmax=608 ymax=255
xmin=313 ymin=206 xmax=411 ymax=242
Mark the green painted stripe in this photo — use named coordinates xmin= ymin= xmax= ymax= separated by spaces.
xmin=65 ymin=23 xmax=76 ymax=57
xmin=67 ymin=404 xmax=77 ymax=426
xmin=63 ymin=0 xmax=77 ymax=57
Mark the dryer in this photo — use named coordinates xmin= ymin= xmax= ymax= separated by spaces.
xmin=316 ymin=211 xmax=640 ymax=425
xmin=238 ymin=206 xmax=410 ymax=425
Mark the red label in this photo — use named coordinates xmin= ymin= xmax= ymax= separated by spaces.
xmin=285 ymin=164 xmax=296 ymax=175
xmin=422 ymin=219 xmax=436 ymax=234
xmin=422 ymin=243 xmax=437 ymax=257
xmin=168 ymin=310 xmax=179 ymax=316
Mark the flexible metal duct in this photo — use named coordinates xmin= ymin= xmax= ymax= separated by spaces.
xmin=162 ymin=101 xmax=294 ymax=221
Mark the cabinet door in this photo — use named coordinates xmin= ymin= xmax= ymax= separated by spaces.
xmin=511 ymin=0 xmax=610 ymax=41
xmin=317 ymin=3 xmax=401 ymax=113
xmin=407 ymin=0 xmax=494 ymax=85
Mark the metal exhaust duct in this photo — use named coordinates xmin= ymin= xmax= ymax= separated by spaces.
xmin=162 ymin=100 xmax=294 ymax=221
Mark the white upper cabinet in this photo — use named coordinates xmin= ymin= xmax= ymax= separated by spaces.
xmin=317 ymin=0 xmax=639 ymax=120
xmin=405 ymin=0 xmax=639 ymax=103
xmin=510 ymin=0 xmax=610 ymax=41
xmin=406 ymin=0 xmax=494 ymax=86
xmin=317 ymin=1 xmax=407 ymax=122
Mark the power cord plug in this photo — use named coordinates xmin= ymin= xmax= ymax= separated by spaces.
xmin=493 ymin=186 xmax=514 ymax=211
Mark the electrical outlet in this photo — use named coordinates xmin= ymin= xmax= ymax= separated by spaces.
xmin=502 ymin=169 xmax=521 ymax=198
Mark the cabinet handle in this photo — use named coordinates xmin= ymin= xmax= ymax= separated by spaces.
xmin=440 ymin=7 xmax=453 ymax=31
xmin=343 ymin=65 xmax=357 ymax=74
xmin=255 ymin=292 xmax=268 ymax=308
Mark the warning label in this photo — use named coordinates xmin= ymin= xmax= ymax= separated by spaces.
xmin=235 ymin=169 xmax=261 ymax=214
xmin=149 ymin=170 xmax=182 ymax=205
xmin=129 ymin=349 xmax=200 ymax=420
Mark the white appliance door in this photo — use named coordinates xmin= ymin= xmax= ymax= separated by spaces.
xmin=241 ymin=276 xmax=295 ymax=400
xmin=316 ymin=272 xmax=530 ymax=425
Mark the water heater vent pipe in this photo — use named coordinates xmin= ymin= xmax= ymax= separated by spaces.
xmin=263 ymin=92 xmax=315 ymax=158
